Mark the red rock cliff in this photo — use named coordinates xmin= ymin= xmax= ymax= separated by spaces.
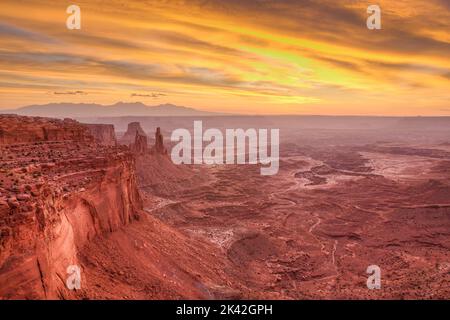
xmin=83 ymin=124 xmax=117 ymax=146
xmin=0 ymin=115 xmax=93 ymax=145
xmin=0 ymin=115 xmax=142 ymax=299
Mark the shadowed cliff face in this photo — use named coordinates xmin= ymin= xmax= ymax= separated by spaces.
xmin=119 ymin=122 xmax=147 ymax=146
xmin=130 ymin=132 xmax=148 ymax=155
xmin=83 ymin=124 xmax=117 ymax=146
xmin=154 ymin=127 xmax=167 ymax=155
xmin=0 ymin=115 xmax=142 ymax=299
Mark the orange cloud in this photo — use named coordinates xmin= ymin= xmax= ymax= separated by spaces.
xmin=0 ymin=0 xmax=448 ymax=115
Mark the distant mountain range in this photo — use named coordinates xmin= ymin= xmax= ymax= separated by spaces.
xmin=1 ymin=102 xmax=223 ymax=118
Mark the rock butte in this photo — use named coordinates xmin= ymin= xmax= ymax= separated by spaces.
xmin=120 ymin=122 xmax=147 ymax=146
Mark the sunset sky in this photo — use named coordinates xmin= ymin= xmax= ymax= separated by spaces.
xmin=0 ymin=0 xmax=449 ymax=115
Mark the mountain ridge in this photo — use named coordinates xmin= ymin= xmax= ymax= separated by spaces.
xmin=1 ymin=102 xmax=224 ymax=118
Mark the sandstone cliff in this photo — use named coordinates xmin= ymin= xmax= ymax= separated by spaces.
xmin=119 ymin=122 xmax=147 ymax=146
xmin=83 ymin=124 xmax=117 ymax=146
xmin=130 ymin=132 xmax=148 ymax=155
xmin=0 ymin=115 xmax=142 ymax=299
xmin=0 ymin=115 xmax=93 ymax=145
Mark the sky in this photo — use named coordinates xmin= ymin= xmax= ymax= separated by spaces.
xmin=0 ymin=0 xmax=449 ymax=115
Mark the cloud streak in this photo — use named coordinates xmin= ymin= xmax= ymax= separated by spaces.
xmin=0 ymin=21 xmax=57 ymax=44
xmin=53 ymin=91 xmax=87 ymax=95
xmin=131 ymin=93 xmax=167 ymax=98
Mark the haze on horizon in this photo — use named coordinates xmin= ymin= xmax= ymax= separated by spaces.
xmin=0 ymin=0 xmax=449 ymax=116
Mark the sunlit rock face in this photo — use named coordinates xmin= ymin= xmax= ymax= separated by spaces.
xmin=0 ymin=115 xmax=93 ymax=145
xmin=83 ymin=124 xmax=117 ymax=146
xmin=0 ymin=115 xmax=142 ymax=299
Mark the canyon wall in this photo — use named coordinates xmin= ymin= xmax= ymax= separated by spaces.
xmin=83 ymin=124 xmax=117 ymax=146
xmin=0 ymin=115 xmax=142 ymax=299
xmin=0 ymin=115 xmax=93 ymax=145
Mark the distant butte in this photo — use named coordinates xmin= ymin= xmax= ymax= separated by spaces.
xmin=153 ymin=127 xmax=167 ymax=155
xmin=120 ymin=122 xmax=147 ymax=146
xmin=130 ymin=131 xmax=148 ymax=154
xmin=83 ymin=123 xmax=117 ymax=146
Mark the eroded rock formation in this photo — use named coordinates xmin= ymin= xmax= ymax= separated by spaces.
xmin=83 ymin=124 xmax=117 ymax=146
xmin=154 ymin=127 xmax=167 ymax=155
xmin=129 ymin=127 xmax=166 ymax=155
xmin=0 ymin=115 xmax=142 ymax=299
xmin=119 ymin=122 xmax=147 ymax=146
xmin=0 ymin=115 xmax=93 ymax=145
xmin=130 ymin=132 xmax=148 ymax=154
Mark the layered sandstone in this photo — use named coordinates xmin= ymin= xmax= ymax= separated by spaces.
xmin=83 ymin=124 xmax=117 ymax=146
xmin=0 ymin=115 xmax=142 ymax=299
xmin=0 ymin=115 xmax=93 ymax=145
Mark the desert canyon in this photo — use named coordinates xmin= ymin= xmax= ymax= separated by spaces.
xmin=0 ymin=114 xmax=449 ymax=300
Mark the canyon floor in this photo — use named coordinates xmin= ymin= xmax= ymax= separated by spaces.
xmin=141 ymin=142 xmax=450 ymax=299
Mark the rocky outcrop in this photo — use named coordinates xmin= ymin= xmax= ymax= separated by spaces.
xmin=119 ymin=122 xmax=147 ymax=146
xmin=129 ymin=126 xmax=168 ymax=155
xmin=130 ymin=132 xmax=148 ymax=154
xmin=0 ymin=115 xmax=142 ymax=299
xmin=83 ymin=124 xmax=117 ymax=146
xmin=0 ymin=115 xmax=93 ymax=145
xmin=153 ymin=127 xmax=167 ymax=155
